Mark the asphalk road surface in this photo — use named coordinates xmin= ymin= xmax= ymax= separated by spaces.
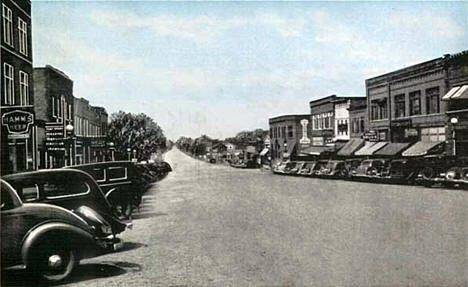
xmin=4 ymin=148 xmax=468 ymax=286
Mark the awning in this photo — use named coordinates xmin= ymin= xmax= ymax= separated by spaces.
xmin=442 ymin=85 xmax=468 ymax=100
xmin=300 ymin=145 xmax=335 ymax=156
xmin=374 ymin=142 xmax=411 ymax=156
xmin=363 ymin=141 xmax=388 ymax=155
xmin=402 ymin=141 xmax=444 ymax=157
xmin=260 ymin=148 xmax=269 ymax=156
xmin=354 ymin=141 xmax=377 ymax=156
xmin=337 ymin=138 xmax=365 ymax=156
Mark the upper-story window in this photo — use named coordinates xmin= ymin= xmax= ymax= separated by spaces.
xmin=3 ymin=63 xmax=14 ymax=105
xmin=287 ymin=125 xmax=293 ymax=138
xmin=394 ymin=94 xmax=406 ymax=118
xmin=409 ymin=91 xmax=421 ymax=116
xmin=2 ymin=5 xmax=13 ymax=46
xmin=370 ymin=98 xmax=388 ymax=120
xmin=426 ymin=87 xmax=440 ymax=114
xmin=19 ymin=71 xmax=29 ymax=105
xmin=18 ymin=18 xmax=28 ymax=56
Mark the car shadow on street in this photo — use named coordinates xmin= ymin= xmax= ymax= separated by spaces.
xmin=131 ymin=211 xmax=168 ymax=220
xmin=1 ymin=261 xmax=141 ymax=286
xmin=114 ymin=241 xmax=147 ymax=253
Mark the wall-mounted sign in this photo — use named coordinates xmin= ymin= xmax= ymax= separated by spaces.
xmin=2 ymin=110 xmax=34 ymax=134
xmin=363 ymin=130 xmax=378 ymax=142
xmin=45 ymin=123 xmax=65 ymax=151
xmin=299 ymin=119 xmax=311 ymax=144
xmin=312 ymin=137 xmax=324 ymax=146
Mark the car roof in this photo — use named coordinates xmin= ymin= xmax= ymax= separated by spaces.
xmin=3 ymin=168 xmax=93 ymax=181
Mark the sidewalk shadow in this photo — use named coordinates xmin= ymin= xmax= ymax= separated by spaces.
xmin=131 ymin=211 xmax=168 ymax=220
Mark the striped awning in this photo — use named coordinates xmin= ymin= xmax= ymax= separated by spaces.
xmin=402 ymin=141 xmax=444 ymax=157
xmin=442 ymin=85 xmax=468 ymax=100
xmin=337 ymin=138 xmax=365 ymax=156
xmin=354 ymin=141 xmax=377 ymax=156
xmin=374 ymin=142 xmax=412 ymax=156
xmin=355 ymin=141 xmax=388 ymax=156
xmin=300 ymin=145 xmax=334 ymax=156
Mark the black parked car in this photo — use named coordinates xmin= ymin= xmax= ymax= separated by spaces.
xmin=66 ymin=161 xmax=147 ymax=218
xmin=315 ymin=160 xmax=348 ymax=178
xmin=297 ymin=161 xmax=317 ymax=176
xmin=3 ymin=169 xmax=129 ymax=237
xmin=352 ymin=159 xmax=390 ymax=180
xmin=380 ymin=159 xmax=419 ymax=184
xmin=1 ymin=180 xmax=107 ymax=282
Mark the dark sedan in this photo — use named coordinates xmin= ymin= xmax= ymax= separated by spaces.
xmin=1 ymin=180 xmax=104 ymax=282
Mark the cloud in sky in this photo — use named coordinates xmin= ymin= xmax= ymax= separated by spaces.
xmin=33 ymin=2 xmax=467 ymax=139
xmin=90 ymin=10 xmax=306 ymax=44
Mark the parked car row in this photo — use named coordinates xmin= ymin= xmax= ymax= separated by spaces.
xmin=1 ymin=160 xmax=171 ymax=282
xmin=272 ymin=156 xmax=468 ymax=189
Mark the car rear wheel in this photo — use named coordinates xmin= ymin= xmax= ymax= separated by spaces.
xmin=30 ymin=241 xmax=77 ymax=282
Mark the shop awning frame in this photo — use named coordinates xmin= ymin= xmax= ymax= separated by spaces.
xmin=442 ymin=85 xmax=468 ymax=100
xmin=337 ymin=138 xmax=365 ymax=156
xmin=402 ymin=141 xmax=445 ymax=157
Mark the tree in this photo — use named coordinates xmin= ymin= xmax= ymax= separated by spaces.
xmin=108 ymin=111 xmax=166 ymax=161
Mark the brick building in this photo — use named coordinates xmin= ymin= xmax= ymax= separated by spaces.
xmin=1 ymin=0 xmax=35 ymax=174
xmin=348 ymin=99 xmax=368 ymax=139
xmin=309 ymin=95 xmax=366 ymax=149
xmin=73 ymin=98 xmax=108 ymax=164
xmin=269 ymin=114 xmax=311 ymax=162
xmin=34 ymin=65 xmax=108 ymax=168
xmin=366 ymin=50 xmax=468 ymax=156
xmin=34 ymin=66 xmax=74 ymax=168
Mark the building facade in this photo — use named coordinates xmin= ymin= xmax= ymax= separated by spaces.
xmin=348 ymin=100 xmax=368 ymax=139
xmin=34 ymin=65 xmax=108 ymax=168
xmin=269 ymin=114 xmax=311 ymax=161
xmin=34 ymin=66 xmax=75 ymax=168
xmin=1 ymin=0 xmax=35 ymax=174
xmin=74 ymin=98 xmax=108 ymax=165
xmin=310 ymin=95 xmax=366 ymax=145
xmin=366 ymin=51 xmax=468 ymax=156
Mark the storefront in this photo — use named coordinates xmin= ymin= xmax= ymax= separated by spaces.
xmin=1 ymin=108 xmax=36 ymax=174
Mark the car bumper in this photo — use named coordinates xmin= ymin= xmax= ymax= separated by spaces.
xmin=96 ymin=235 xmax=124 ymax=252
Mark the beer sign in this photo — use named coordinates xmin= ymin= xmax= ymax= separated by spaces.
xmin=2 ymin=110 xmax=34 ymax=134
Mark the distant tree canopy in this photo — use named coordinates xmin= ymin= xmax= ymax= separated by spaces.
xmin=176 ymin=128 xmax=268 ymax=155
xmin=108 ymin=111 xmax=166 ymax=161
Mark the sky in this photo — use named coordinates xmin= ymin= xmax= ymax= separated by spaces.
xmin=32 ymin=1 xmax=467 ymax=140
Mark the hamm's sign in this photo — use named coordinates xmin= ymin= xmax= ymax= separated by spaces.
xmin=2 ymin=110 xmax=34 ymax=134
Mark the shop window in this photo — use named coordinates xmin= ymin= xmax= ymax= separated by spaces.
xmin=3 ymin=63 xmax=14 ymax=105
xmin=2 ymin=4 xmax=13 ymax=46
xmin=360 ymin=117 xmax=365 ymax=133
xmin=409 ymin=91 xmax=421 ymax=116
xmin=426 ymin=87 xmax=440 ymax=114
xmin=18 ymin=18 xmax=28 ymax=56
xmin=19 ymin=71 xmax=29 ymax=105
xmin=394 ymin=94 xmax=405 ymax=118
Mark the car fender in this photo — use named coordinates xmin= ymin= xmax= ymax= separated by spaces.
xmin=22 ymin=222 xmax=96 ymax=266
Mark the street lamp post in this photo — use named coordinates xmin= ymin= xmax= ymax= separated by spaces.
xmin=108 ymin=142 xmax=115 ymax=161
xmin=451 ymin=117 xmax=458 ymax=156
xmin=283 ymin=142 xmax=288 ymax=159
xmin=127 ymin=148 xmax=131 ymax=161
xmin=65 ymin=124 xmax=74 ymax=166
xmin=132 ymin=149 xmax=137 ymax=161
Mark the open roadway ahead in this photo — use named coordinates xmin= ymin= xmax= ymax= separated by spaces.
xmin=6 ymin=148 xmax=468 ymax=286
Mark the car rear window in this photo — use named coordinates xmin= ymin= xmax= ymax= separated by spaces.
xmin=107 ymin=167 xmax=127 ymax=181
xmin=20 ymin=185 xmax=39 ymax=202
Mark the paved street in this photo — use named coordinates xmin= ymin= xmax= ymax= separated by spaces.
xmin=5 ymin=148 xmax=468 ymax=286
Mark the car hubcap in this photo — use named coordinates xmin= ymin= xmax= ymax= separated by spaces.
xmin=48 ymin=254 xmax=63 ymax=269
